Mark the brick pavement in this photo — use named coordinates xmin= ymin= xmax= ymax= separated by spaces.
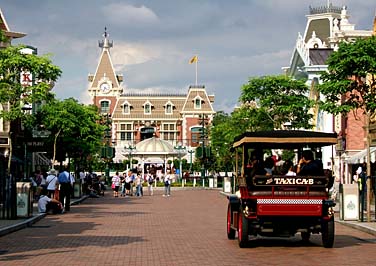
xmin=0 ymin=190 xmax=376 ymax=266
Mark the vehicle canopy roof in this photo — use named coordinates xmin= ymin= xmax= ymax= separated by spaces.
xmin=232 ymin=130 xmax=337 ymax=150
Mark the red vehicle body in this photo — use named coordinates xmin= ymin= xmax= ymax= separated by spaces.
xmin=226 ymin=130 xmax=337 ymax=248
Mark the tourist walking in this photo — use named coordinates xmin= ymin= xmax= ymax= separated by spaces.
xmin=147 ymin=173 xmax=154 ymax=196
xmin=58 ymin=166 xmax=73 ymax=211
xmin=111 ymin=172 xmax=121 ymax=197
xmin=46 ymin=169 xmax=58 ymax=198
xmin=163 ymin=171 xmax=172 ymax=197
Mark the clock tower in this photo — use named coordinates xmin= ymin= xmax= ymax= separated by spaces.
xmin=87 ymin=28 xmax=123 ymax=113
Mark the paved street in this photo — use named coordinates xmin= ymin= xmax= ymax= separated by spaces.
xmin=0 ymin=189 xmax=376 ymax=266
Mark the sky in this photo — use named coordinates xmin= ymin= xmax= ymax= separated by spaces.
xmin=1 ymin=0 xmax=375 ymax=113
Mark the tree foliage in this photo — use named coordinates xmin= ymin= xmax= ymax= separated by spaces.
xmin=34 ymin=98 xmax=103 ymax=166
xmin=240 ymin=75 xmax=314 ymax=129
xmin=0 ymin=43 xmax=61 ymax=173
xmin=318 ymin=36 xmax=376 ymax=117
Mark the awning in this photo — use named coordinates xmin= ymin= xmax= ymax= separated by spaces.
xmin=345 ymin=147 xmax=376 ymax=164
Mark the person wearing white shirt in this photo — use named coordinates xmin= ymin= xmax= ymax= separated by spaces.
xmin=38 ymin=191 xmax=63 ymax=214
xmin=46 ymin=169 xmax=59 ymax=198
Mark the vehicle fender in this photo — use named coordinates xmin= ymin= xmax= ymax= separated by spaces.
xmin=227 ymin=194 xmax=240 ymax=205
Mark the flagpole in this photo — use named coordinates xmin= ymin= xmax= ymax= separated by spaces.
xmin=195 ymin=57 xmax=198 ymax=86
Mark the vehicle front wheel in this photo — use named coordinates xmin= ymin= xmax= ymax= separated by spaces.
xmin=238 ymin=207 xmax=249 ymax=248
xmin=322 ymin=217 xmax=335 ymax=248
xmin=227 ymin=204 xmax=235 ymax=239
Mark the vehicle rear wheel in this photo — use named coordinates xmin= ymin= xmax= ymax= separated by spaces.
xmin=227 ymin=204 xmax=235 ymax=239
xmin=301 ymin=232 xmax=310 ymax=242
xmin=322 ymin=217 xmax=335 ymax=248
xmin=238 ymin=207 xmax=249 ymax=248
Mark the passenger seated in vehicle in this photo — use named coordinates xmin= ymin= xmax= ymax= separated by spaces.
xmin=263 ymin=156 xmax=275 ymax=176
xmin=297 ymin=150 xmax=324 ymax=176
xmin=282 ymin=160 xmax=296 ymax=176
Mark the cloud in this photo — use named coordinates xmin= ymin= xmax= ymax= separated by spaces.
xmin=102 ymin=3 xmax=159 ymax=25
xmin=111 ymin=41 xmax=162 ymax=67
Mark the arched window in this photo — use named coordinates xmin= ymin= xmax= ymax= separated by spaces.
xmin=100 ymin=100 xmax=110 ymax=114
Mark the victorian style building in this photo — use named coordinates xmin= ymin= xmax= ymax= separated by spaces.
xmin=88 ymin=30 xmax=215 ymax=169
xmin=285 ymin=3 xmax=375 ymax=183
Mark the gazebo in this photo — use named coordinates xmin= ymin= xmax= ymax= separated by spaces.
xmin=124 ymin=137 xmax=181 ymax=176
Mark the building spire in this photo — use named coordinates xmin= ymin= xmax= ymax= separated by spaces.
xmin=99 ymin=27 xmax=113 ymax=49
xmin=373 ymin=10 xmax=376 ymax=36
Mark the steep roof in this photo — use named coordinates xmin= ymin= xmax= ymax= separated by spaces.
xmin=309 ymin=48 xmax=333 ymax=65
xmin=0 ymin=8 xmax=26 ymax=39
xmin=181 ymin=86 xmax=215 ymax=114
xmin=91 ymin=49 xmax=120 ymax=88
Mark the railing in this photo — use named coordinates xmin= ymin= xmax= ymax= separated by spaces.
xmin=309 ymin=4 xmax=342 ymax=15
xmin=295 ymin=33 xmax=310 ymax=66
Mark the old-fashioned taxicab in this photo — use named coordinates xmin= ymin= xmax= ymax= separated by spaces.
xmin=226 ymin=130 xmax=337 ymax=248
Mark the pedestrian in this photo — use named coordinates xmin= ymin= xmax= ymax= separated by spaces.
xmin=58 ymin=166 xmax=73 ymax=212
xmin=38 ymin=190 xmax=64 ymax=214
xmin=46 ymin=169 xmax=59 ymax=198
xmin=111 ymin=172 xmax=121 ymax=197
xmin=120 ymin=172 xmax=126 ymax=197
xmin=125 ymin=171 xmax=132 ymax=196
xmin=163 ymin=171 xmax=172 ymax=197
xmin=135 ymin=174 xmax=142 ymax=197
xmin=147 ymin=173 xmax=154 ymax=196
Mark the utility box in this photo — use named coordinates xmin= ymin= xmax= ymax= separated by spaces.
xmin=73 ymin=179 xmax=82 ymax=198
xmin=16 ymin=182 xmax=33 ymax=218
xmin=223 ymin=177 xmax=232 ymax=193
xmin=340 ymin=183 xmax=359 ymax=221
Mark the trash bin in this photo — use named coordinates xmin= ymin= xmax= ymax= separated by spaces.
xmin=223 ymin=177 xmax=232 ymax=193
xmin=73 ymin=179 xmax=82 ymax=198
xmin=16 ymin=182 xmax=33 ymax=218
xmin=340 ymin=183 xmax=359 ymax=221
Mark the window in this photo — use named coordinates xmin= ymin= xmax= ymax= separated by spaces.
xmin=194 ymin=98 xmax=201 ymax=109
xmin=123 ymin=103 xmax=130 ymax=114
xmin=191 ymin=127 xmax=203 ymax=144
xmin=144 ymin=103 xmax=151 ymax=114
xmin=119 ymin=123 xmax=133 ymax=142
xmin=166 ymin=103 xmax=172 ymax=114
xmin=100 ymin=101 xmax=110 ymax=113
xmin=120 ymin=132 xmax=132 ymax=141
xmin=161 ymin=123 xmax=176 ymax=141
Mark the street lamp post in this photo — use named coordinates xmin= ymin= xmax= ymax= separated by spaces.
xmin=199 ymin=114 xmax=209 ymax=187
xmin=124 ymin=143 xmax=136 ymax=170
xmin=174 ymin=142 xmax=186 ymax=187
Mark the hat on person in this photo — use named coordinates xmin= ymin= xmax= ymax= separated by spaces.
xmin=48 ymin=169 xmax=57 ymax=175
xmin=356 ymin=167 xmax=362 ymax=175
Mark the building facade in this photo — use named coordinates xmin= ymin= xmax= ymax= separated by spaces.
xmin=285 ymin=3 xmax=375 ymax=183
xmin=88 ymin=30 xmax=215 ymax=168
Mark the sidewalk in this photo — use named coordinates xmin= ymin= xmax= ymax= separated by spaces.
xmin=1 ymin=191 xmax=376 ymax=238
xmin=0 ymin=195 xmax=89 ymax=237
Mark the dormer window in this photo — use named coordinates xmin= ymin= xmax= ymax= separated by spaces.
xmin=143 ymin=101 xmax=153 ymax=115
xmin=165 ymin=101 xmax=174 ymax=114
xmin=122 ymin=101 xmax=131 ymax=114
xmin=194 ymin=97 xmax=202 ymax=109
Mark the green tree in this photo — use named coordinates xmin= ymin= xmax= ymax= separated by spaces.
xmin=318 ymin=35 xmax=376 ymax=221
xmin=240 ymin=75 xmax=314 ymax=129
xmin=35 ymin=98 xmax=103 ymax=166
xmin=0 ymin=44 xmax=61 ymax=174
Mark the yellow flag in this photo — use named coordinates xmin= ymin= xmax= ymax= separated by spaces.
xmin=189 ymin=55 xmax=198 ymax=64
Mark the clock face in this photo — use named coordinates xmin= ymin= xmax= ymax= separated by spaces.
xmin=100 ymin=83 xmax=110 ymax=93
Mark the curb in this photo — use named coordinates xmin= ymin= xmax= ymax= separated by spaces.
xmin=0 ymin=195 xmax=90 ymax=237
xmin=336 ymin=220 xmax=376 ymax=236
xmin=0 ymin=213 xmax=46 ymax=237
